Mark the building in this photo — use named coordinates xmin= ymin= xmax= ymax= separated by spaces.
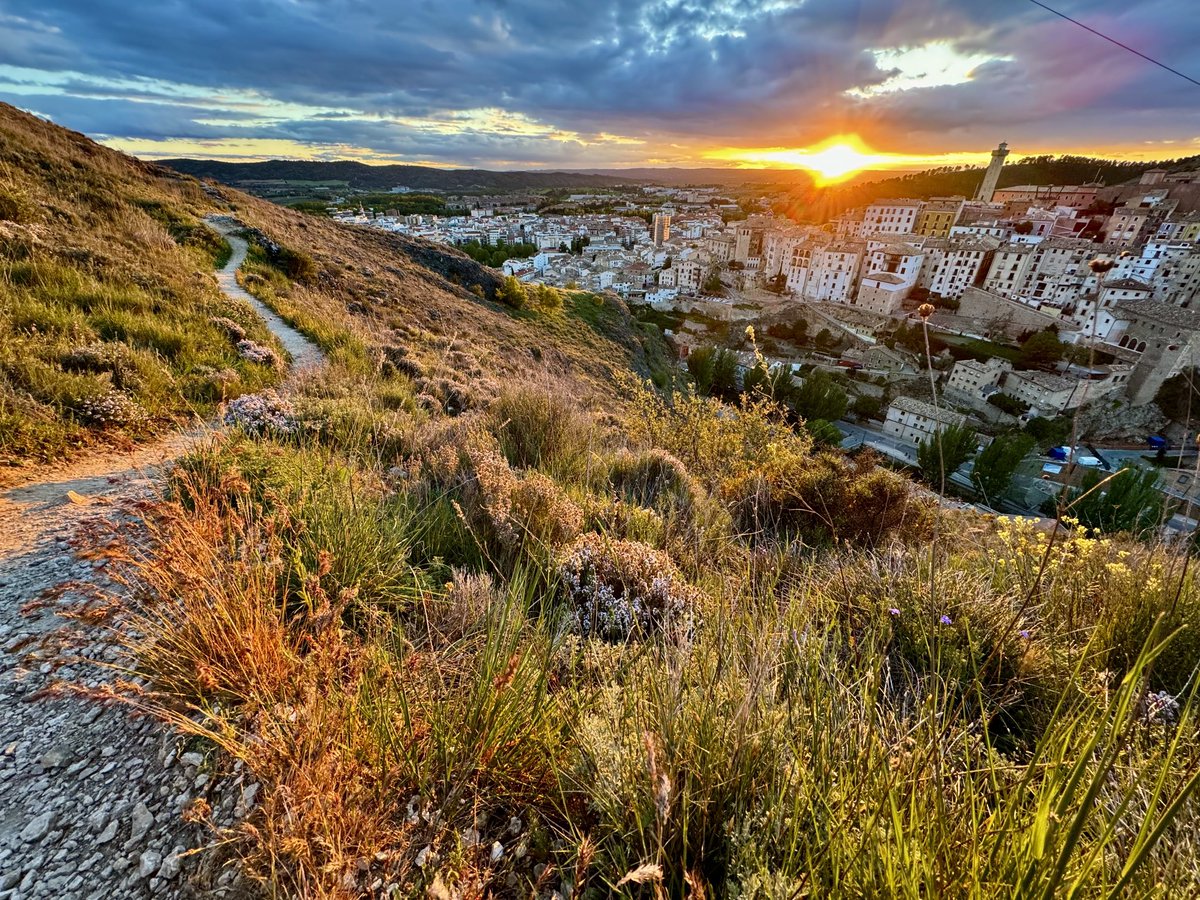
xmin=1110 ymin=300 xmax=1200 ymax=404
xmin=991 ymin=184 xmax=1100 ymax=210
xmin=983 ymin=244 xmax=1037 ymax=297
xmin=733 ymin=223 xmax=764 ymax=265
xmin=865 ymin=240 xmax=924 ymax=287
xmin=974 ymin=142 xmax=1010 ymax=203
xmin=806 ymin=243 xmax=864 ymax=303
xmin=1075 ymin=277 xmax=1154 ymax=343
xmin=918 ymin=236 xmax=998 ymax=300
xmin=915 ymin=198 xmax=965 ymax=237
xmin=652 ymin=213 xmax=671 ymax=247
xmin=955 ymin=285 xmax=1068 ymax=341
xmin=946 ymin=357 xmax=1011 ymax=400
xmin=884 ymin=396 xmax=970 ymax=445
xmin=863 ymin=199 xmax=923 ymax=236
xmin=855 ymin=272 xmax=908 ymax=316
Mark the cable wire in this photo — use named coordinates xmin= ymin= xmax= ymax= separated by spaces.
xmin=1026 ymin=0 xmax=1200 ymax=88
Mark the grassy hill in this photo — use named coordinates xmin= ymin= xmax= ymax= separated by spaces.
xmin=7 ymin=104 xmax=1200 ymax=898
xmin=0 ymin=104 xmax=670 ymax=470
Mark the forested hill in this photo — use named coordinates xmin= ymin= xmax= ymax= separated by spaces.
xmin=822 ymin=154 xmax=1200 ymax=210
xmin=159 ymin=158 xmax=641 ymax=193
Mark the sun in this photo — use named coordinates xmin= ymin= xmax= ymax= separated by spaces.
xmin=797 ymin=142 xmax=877 ymax=184
xmin=705 ymin=135 xmax=918 ymax=186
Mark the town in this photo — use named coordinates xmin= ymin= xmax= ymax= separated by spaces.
xmin=327 ymin=144 xmax=1200 ymax=530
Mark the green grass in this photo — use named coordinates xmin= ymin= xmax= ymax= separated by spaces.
xmin=121 ymin=372 xmax=1200 ymax=897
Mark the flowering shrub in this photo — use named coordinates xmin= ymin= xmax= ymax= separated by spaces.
xmin=73 ymin=389 xmax=143 ymax=427
xmin=236 ymin=339 xmax=281 ymax=368
xmin=559 ymin=533 xmax=699 ymax=642
xmin=465 ymin=437 xmax=583 ymax=552
xmin=223 ymin=390 xmax=296 ymax=435
xmin=210 ymin=316 xmax=247 ymax=341
xmin=60 ymin=342 xmax=143 ymax=391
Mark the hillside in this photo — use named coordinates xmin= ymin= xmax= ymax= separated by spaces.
xmin=159 ymin=158 xmax=644 ymax=194
xmin=782 ymin=153 xmax=1200 ymax=221
xmin=4 ymin=103 xmax=1200 ymax=900
xmin=0 ymin=104 xmax=670 ymax=470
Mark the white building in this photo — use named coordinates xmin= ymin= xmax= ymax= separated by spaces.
xmin=863 ymin=199 xmax=924 ymax=236
xmin=884 ymin=396 xmax=970 ymax=445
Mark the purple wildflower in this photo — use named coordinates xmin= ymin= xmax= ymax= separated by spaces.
xmin=888 ymin=608 xmax=901 ymax=617
xmin=939 ymin=615 xmax=953 ymax=626
xmin=1019 ymin=629 xmax=1031 ymax=640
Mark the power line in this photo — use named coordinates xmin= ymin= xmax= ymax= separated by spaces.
xmin=1026 ymin=0 xmax=1200 ymax=89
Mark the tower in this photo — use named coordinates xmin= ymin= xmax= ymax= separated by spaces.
xmin=652 ymin=213 xmax=671 ymax=247
xmin=975 ymin=141 xmax=1009 ymax=203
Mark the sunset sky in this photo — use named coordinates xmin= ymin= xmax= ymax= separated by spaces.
xmin=0 ymin=0 xmax=1198 ymax=176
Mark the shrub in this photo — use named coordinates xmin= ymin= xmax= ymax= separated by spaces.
xmin=495 ymin=275 xmax=529 ymax=309
xmin=606 ymin=448 xmax=696 ymax=511
xmin=486 ymin=384 xmax=593 ymax=475
xmin=559 ymin=532 xmax=699 ymax=641
xmin=223 ymin=390 xmax=296 ymax=435
xmin=209 ymin=316 xmax=246 ymax=341
xmin=463 ymin=435 xmax=584 ymax=556
xmin=72 ymin=389 xmax=143 ymax=427
xmin=235 ymin=338 xmax=281 ymax=368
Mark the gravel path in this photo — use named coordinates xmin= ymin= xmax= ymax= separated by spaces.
xmin=206 ymin=216 xmax=323 ymax=374
xmin=0 ymin=223 xmax=322 ymax=898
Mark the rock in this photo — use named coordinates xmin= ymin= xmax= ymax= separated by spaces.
xmin=40 ymin=747 xmax=71 ymax=769
xmin=490 ymin=842 xmax=503 ymax=862
xmin=180 ymin=752 xmax=204 ymax=768
xmin=158 ymin=851 xmax=182 ymax=880
xmin=138 ymin=850 xmax=162 ymax=879
xmin=20 ymin=811 xmax=53 ymax=842
xmin=129 ymin=802 xmax=154 ymax=843
xmin=96 ymin=821 xmax=118 ymax=845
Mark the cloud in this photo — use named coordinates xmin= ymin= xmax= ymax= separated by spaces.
xmin=0 ymin=0 xmax=1197 ymax=166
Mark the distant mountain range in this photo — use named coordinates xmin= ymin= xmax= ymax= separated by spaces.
xmin=160 ymin=154 xmax=1200 ymax=207
xmin=159 ymin=159 xmax=645 ymax=193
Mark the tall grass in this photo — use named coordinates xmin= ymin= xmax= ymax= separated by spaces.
xmin=104 ymin=392 xmax=1200 ymax=897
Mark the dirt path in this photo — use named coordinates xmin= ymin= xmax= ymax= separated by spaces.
xmin=0 ymin=223 xmax=322 ymax=898
xmin=206 ymin=216 xmax=323 ymax=374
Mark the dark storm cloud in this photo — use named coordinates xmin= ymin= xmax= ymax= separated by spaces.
xmin=0 ymin=0 xmax=1197 ymax=164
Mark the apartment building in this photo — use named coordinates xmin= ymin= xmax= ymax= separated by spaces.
xmin=863 ymin=199 xmax=923 ymax=236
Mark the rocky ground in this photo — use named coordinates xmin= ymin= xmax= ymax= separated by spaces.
xmin=0 ymin=222 xmax=321 ymax=898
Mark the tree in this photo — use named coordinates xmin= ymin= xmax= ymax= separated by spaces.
xmin=687 ymin=345 xmax=738 ymax=398
xmin=1059 ymin=463 xmax=1163 ymax=536
xmin=792 ymin=369 xmax=847 ymax=422
xmin=851 ymin=393 xmax=884 ymax=420
xmin=1018 ymin=330 xmax=1064 ymax=369
xmin=1024 ymin=415 xmax=1070 ymax=447
xmin=917 ymin=423 xmax=978 ymax=487
xmin=814 ymin=328 xmax=837 ymax=350
xmin=1155 ymin=369 xmax=1200 ymax=423
xmin=987 ymin=392 xmax=1030 ymax=416
xmin=1014 ymin=220 xmax=1034 ymax=235
xmin=806 ymin=418 xmax=844 ymax=447
xmin=742 ymin=362 xmax=794 ymax=403
xmin=495 ymin=275 xmax=529 ymax=309
xmin=701 ymin=268 xmax=725 ymax=296
xmin=971 ymin=433 xmax=1034 ymax=505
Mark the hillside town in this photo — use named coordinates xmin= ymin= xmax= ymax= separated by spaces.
xmin=332 ymin=146 xmax=1200 ymax=528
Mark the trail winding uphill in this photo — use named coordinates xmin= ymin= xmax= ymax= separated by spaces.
xmin=0 ymin=222 xmax=321 ymax=898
